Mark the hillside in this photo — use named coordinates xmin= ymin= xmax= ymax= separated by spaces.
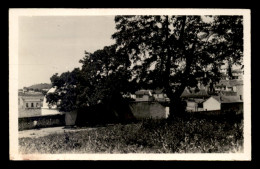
xmin=26 ymin=83 xmax=52 ymax=90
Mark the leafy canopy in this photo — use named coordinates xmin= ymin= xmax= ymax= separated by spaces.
xmin=112 ymin=15 xmax=243 ymax=101
xmin=47 ymin=45 xmax=133 ymax=112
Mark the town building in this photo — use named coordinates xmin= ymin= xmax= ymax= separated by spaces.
xmin=215 ymin=79 xmax=243 ymax=99
xmin=18 ymin=91 xmax=44 ymax=117
xmin=152 ymin=89 xmax=169 ymax=102
xmin=232 ymin=69 xmax=243 ymax=79
xmin=203 ymin=95 xmax=243 ymax=114
xmin=134 ymin=89 xmax=154 ymax=102
xmin=180 ymin=88 xmax=210 ymax=112
xmin=18 ymin=87 xmax=63 ymax=118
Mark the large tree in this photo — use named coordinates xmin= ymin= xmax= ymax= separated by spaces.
xmin=76 ymin=44 xmax=132 ymax=108
xmin=112 ymin=15 xmax=243 ymax=118
xmin=47 ymin=45 xmax=133 ymax=123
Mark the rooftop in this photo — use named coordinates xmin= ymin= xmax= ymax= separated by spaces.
xmin=153 ymin=89 xmax=164 ymax=94
xmin=135 ymin=90 xmax=153 ymax=96
xmin=181 ymin=88 xmax=209 ymax=98
xmin=215 ymin=79 xmax=243 ymax=87
xmin=211 ymin=95 xmax=243 ymax=103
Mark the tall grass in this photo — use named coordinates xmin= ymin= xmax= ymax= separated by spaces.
xmin=19 ymin=116 xmax=243 ymax=154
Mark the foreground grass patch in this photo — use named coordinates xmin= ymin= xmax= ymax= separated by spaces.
xmin=19 ymin=117 xmax=243 ymax=153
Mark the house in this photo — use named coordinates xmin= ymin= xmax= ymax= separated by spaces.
xmin=18 ymin=91 xmax=44 ymax=117
xmin=129 ymin=102 xmax=169 ymax=119
xmin=203 ymin=95 xmax=243 ymax=114
xmin=232 ymin=69 xmax=243 ymax=79
xmin=215 ymin=79 xmax=243 ymax=99
xmin=180 ymin=88 xmax=210 ymax=112
xmin=41 ymin=87 xmax=63 ymax=116
xmin=135 ymin=90 xmax=154 ymax=102
xmin=202 ymin=96 xmax=221 ymax=111
xmin=152 ymin=89 xmax=169 ymax=102
xmin=185 ymin=98 xmax=205 ymax=112
xmin=218 ymin=61 xmax=243 ymax=80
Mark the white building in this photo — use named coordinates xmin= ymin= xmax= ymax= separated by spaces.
xmin=135 ymin=90 xmax=154 ymax=102
xmin=41 ymin=87 xmax=63 ymax=116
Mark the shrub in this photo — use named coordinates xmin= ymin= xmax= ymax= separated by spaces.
xmin=19 ymin=116 xmax=243 ymax=154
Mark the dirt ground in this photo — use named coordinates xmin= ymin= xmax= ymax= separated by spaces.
xmin=19 ymin=126 xmax=97 ymax=138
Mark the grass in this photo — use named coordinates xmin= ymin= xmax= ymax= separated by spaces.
xmin=19 ymin=116 xmax=243 ymax=154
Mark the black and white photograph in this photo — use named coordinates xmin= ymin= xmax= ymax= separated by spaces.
xmin=9 ymin=8 xmax=251 ymax=160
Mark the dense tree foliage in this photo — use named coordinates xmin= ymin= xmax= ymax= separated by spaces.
xmin=47 ymin=15 xmax=243 ymax=121
xmin=47 ymin=45 xmax=134 ymax=123
xmin=77 ymin=44 xmax=132 ymax=108
xmin=46 ymin=68 xmax=81 ymax=112
xmin=112 ymin=15 xmax=243 ymax=117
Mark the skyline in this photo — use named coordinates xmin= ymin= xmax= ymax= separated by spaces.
xmin=18 ymin=16 xmax=116 ymax=89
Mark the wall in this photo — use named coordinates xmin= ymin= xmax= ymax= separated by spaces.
xmin=221 ymin=103 xmax=243 ymax=115
xmin=19 ymin=114 xmax=65 ymax=131
xmin=135 ymin=95 xmax=153 ymax=102
xmin=129 ymin=102 xmax=169 ymax=119
xmin=41 ymin=108 xmax=63 ymax=116
xmin=203 ymin=97 xmax=221 ymax=111
xmin=19 ymin=108 xmax=42 ymax=118
xmin=186 ymin=101 xmax=196 ymax=111
xmin=18 ymin=95 xmax=44 ymax=109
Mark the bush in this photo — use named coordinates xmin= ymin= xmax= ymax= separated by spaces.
xmin=19 ymin=116 xmax=243 ymax=154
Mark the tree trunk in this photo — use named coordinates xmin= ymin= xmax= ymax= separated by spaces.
xmin=167 ymin=84 xmax=186 ymax=119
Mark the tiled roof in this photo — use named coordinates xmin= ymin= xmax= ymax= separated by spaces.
xmin=219 ymin=91 xmax=237 ymax=96
xmin=153 ymin=89 xmax=164 ymax=94
xmin=187 ymin=98 xmax=205 ymax=103
xmin=181 ymin=88 xmax=209 ymax=98
xmin=215 ymin=79 xmax=243 ymax=87
xmin=211 ymin=95 xmax=243 ymax=103
xmin=232 ymin=69 xmax=243 ymax=73
xmin=135 ymin=90 xmax=153 ymax=95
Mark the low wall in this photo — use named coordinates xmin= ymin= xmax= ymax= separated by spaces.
xmin=129 ymin=102 xmax=169 ymax=119
xmin=19 ymin=108 xmax=42 ymax=118
xmin=18 ymin=114 xmax=65 ymax=131
xmin=191 ymin=110 xmax=222 ymax=116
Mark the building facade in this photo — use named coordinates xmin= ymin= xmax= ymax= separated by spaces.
xmin=18 ymin=91 xmax=44 ymax=117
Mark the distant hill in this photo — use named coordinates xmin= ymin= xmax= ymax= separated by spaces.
xmin=26 ymin=83 xmax=52 ymax=90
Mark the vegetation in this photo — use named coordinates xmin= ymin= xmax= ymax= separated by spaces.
xmin=26 ymin=83 xmax=52 ymax=91
xmin=46 ymin=45 xmax=134 ymax=123
xmin=46 ymin=15 xmax=243 ymax=119
xmin=112 ymin=16 xmax=243 ymax=117
xmin=19 ymin=117 xmax=243 ymax=154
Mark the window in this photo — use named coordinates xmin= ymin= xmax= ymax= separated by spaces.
xmin=240 ymin=95 xmax=242 ymax=100
xmin=136 ymin=95 xmax=142 ymax=98
xmin=31 ymin=103 xmax=34 ymax=107
xmin=26 ymin=103 xmax=28 ymax=108
xmin=36 ymin=103 xmax=39 ymax=107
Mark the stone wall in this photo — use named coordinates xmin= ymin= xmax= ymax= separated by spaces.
xmin=19 ymin=114 xmax=65 ymax=131
xmin=129 ymin=102 xmax=169 ymax=119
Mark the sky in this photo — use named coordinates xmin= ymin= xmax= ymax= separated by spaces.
xmin=18 ymin=16 xmax=116 ymax=89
